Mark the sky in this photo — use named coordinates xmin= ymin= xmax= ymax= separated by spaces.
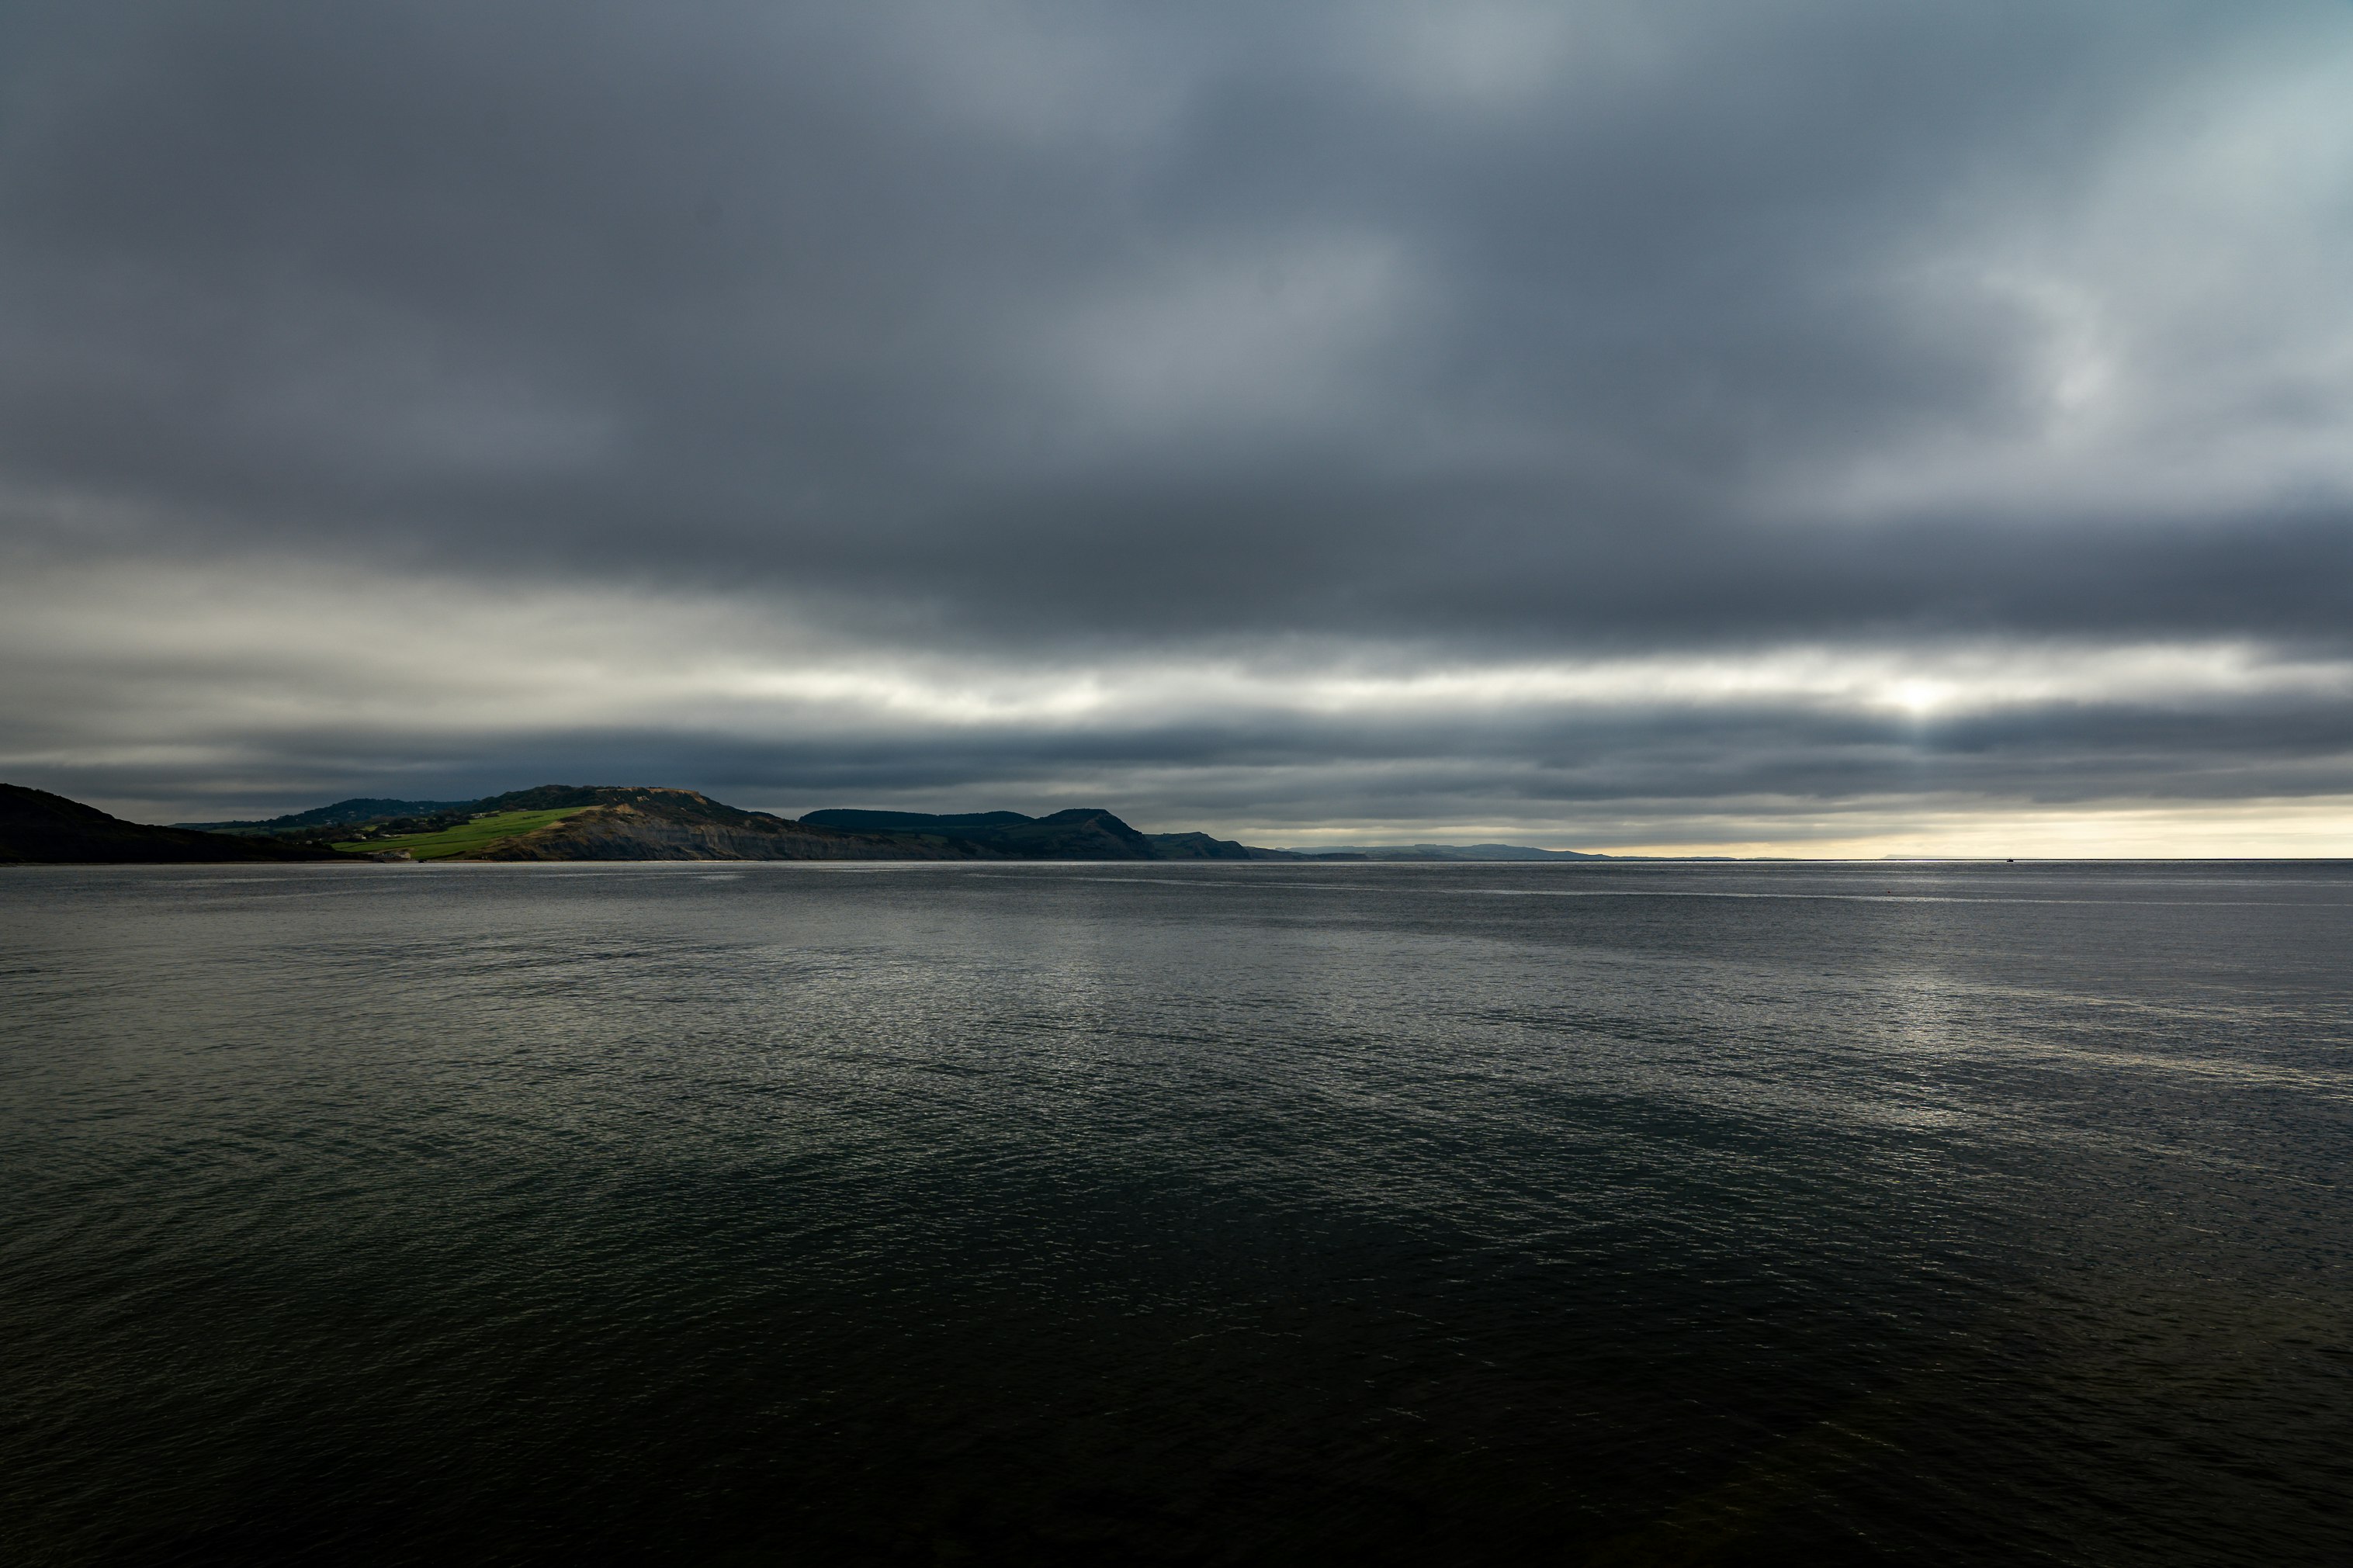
xmin=3 ymin=0 xmax=2351 ymax=855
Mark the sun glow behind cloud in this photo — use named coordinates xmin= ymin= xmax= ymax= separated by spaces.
xmin=9 ymin=556 xmax=2346 ymax=727
xmin=4 ymin=555 xmax=2348 ymax=857
xmin=4 ymin=2 xmax=2351 ymax=853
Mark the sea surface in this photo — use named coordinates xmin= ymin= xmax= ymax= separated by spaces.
xmin=2 ymin=860 xmax=2348 ymax=1564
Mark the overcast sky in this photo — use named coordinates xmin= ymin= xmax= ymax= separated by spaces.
xmin=4 ymin=0 xmax=2350 ymax=852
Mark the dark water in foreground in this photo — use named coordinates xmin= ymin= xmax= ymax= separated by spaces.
xmin=2 ymin=862 xmax=2348 ymax=1564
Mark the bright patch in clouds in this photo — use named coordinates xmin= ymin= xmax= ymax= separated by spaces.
xmin=3 ymin=2 xmax=2350 ymax=854
xmin=5 ymin=556 xmax=2348 ymax=857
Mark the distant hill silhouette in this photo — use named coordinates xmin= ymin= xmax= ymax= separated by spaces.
xmin=2 ymin=784 xmax=355 ymax=864
xmin=30 ymin=783 xmax=1609 ymax=864
xmin=1288 ymin=843 xmax=1606 ymax=861
xmin=230 ymin=789 xmax=1312 ymax=860
xmin=802 ymin=807 xmax=1292 ymax=860
xmin=177 ymin=798 xmax=467 ymax=834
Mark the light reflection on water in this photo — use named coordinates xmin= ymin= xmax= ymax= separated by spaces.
xmin=3 ymin=860 xmax=2349 ymax=1563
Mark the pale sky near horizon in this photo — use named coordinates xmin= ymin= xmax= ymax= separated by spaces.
xmin=4 ymin=1 xmax=2351 ymax=854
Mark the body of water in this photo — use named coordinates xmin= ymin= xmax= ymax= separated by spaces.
xmin=3 ymin=860 xmax=2348 ymax=1562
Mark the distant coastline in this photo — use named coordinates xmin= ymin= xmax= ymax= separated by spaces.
xmin=12 ymin=781 xmax=1611 ymax=865
xmin=20 ymin=780 xmax=2202 ymax=867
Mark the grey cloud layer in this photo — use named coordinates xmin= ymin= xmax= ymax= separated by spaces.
xmin=3 ymin=552 xmax=2342 ymax=832
xmin=2 ymin=1 xmax=2350 ymax=832
xmin=21 ymin=691 xmax=2351 ymax=843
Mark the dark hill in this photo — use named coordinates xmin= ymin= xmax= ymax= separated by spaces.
xmin=959 ymin=807 xmax=1159 ymax=859
xmin=803 ymin=810 xmax=1034 ymax=832
xmin=1145 ymin=831 xmax=1295 ymax=861
xmin=799 ymin=808 xmax=1157 ymax=860
xmin=802 ymin=805 xmax=1152 ymax=857
xmin=176 ymin=797 xmax=469 ymax=834
xmin=1298 ymin=843 xmax=1607 ymax=861
xmin=2 ymin=785 xmax=355 ymax=864
xmin=802 ymin=806 xmax=1294 ymax=860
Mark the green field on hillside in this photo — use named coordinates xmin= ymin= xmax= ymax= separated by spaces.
xmin=334 ymin=807 xmax=585 ymax=860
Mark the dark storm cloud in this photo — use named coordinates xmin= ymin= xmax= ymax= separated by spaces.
xmin=5 ymin=0 xmax=2344 ymax=646
xmin=2 ymin=1 xmax=2350 ymax=839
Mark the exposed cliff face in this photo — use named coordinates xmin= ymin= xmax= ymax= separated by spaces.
xmin=459 ymin=800 xmax=980 ymax=861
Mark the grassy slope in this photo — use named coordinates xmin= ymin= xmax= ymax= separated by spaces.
xmin=334 ymin=808 xmax=587 ymax=860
